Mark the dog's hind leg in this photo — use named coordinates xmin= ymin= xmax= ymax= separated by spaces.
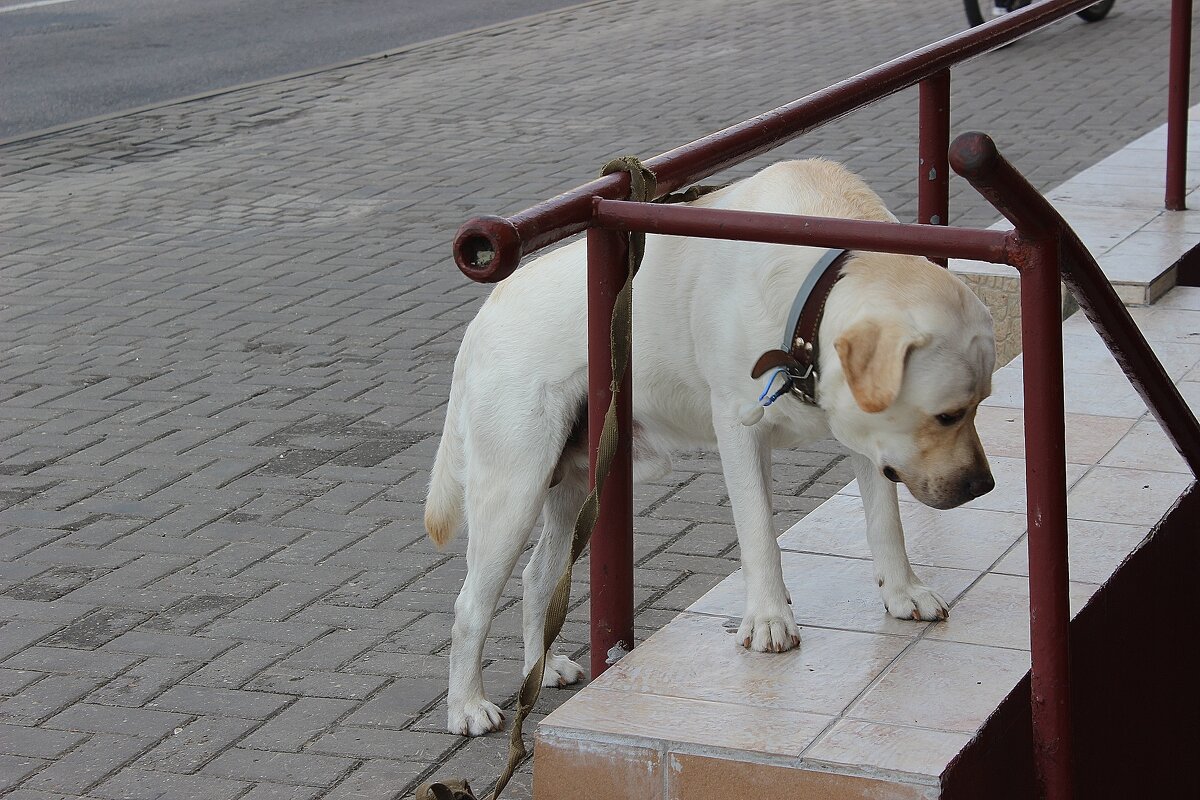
xmin=447 ymin=475 xmax=546 ymax=737
xmin=522 ymin=469 xmax=588 ymax=689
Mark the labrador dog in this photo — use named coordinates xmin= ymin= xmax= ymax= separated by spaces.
xmin=426 ymin=159 xmax=996 ymax=736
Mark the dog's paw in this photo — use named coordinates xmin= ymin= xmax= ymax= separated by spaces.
xmin=541 ymin=654 xmax=585 ymax=688
xmin=883 ymin=581 xmax=949 ymax=621
xmin=737 ymin=605 xmax=801 ymax=653
xmin=448 ymin=698 xmax=505 ymax=736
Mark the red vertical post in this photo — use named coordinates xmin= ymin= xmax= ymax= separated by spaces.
xmin=586 ymin=226 xmax=635 ymax=679
xmin=919 ymin=70 xmax=951 ymax=266
xmin=1167 ymin=0 xmax=1192 ymax=211
xmin=1019 ymin=238 xmax=1073 ymax=800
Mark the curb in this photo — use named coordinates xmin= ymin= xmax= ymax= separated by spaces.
xmin=0 ymin=0 xmax=613 ymax=149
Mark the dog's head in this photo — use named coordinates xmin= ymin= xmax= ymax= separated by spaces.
xmin=822 ymin=255 xmax=996 ymax=509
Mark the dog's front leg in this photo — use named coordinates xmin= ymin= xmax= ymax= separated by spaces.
xmin=714 ymin=415 xmax=800 ymax=652
xmin=851 ymin=453 xmax=949 ymax=621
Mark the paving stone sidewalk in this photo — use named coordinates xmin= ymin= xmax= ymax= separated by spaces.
xmin=0 ymin=0 xmax=1192 ymax=798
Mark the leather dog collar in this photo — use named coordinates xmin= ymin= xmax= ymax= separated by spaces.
xmin=751 ymin=248 xmax=851 ymax=406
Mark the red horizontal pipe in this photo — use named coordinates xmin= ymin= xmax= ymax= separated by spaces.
xmin=454 ymin=0 xmax=1104 ymax=282
xmin=591 ymin=199 xmax=1013 ymax=264
xmin=951 ymin=132 xmax=1200 ymax=477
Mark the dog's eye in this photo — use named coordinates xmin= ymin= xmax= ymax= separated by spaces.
xmin=935 ymin=410 xmax=965 ymax=426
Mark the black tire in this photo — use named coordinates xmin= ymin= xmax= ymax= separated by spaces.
xmin=1076 ymin=1 xmax=1115 ymax=22
xmin=963 ymin=0 xmax=1032 ymax=28
xmin=963 ymin=0 xmax=988 ymax=27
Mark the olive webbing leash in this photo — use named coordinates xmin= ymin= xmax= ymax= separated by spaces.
xmin=414 ymin=156 xmax=655 ymax=800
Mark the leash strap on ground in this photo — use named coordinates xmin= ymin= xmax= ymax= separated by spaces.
xmin=414 ymin=156 xmax=655 ymax=800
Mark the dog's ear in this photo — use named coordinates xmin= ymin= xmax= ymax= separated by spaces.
xmin=833 ymin=320 xmax=929 ymax=413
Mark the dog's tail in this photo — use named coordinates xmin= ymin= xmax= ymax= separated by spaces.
xmin=425 ymin=386 xmax=465 ymax=550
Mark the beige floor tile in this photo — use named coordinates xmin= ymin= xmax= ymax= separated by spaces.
xmin=1065 ymin=466 xmax=1194 ymax=525
xmin=1140 ymin=212 xmax=1200 ymax=237
xmin=1155 ymin=286 xmax=1200 ymax=310
xmin=688 ymin=551 xmax=976 ymax=637
xmin=541 ymin=686 xmax=832 ymax=757
xmin=779 ymin=494 xmax=1025 ymax=572
xmin=804 ymin=719 xmax=972 ymax=779
xmin=1093 ymin=142 xmax=1200 ymax=170
xmin=923 ymin=573 xmax=1098 ymax=651
xmin=1050 ymin=181 xmax=1171 ymax=210
xmin=1175 ymin=379 xmax=1200 ymax=408
xmin=846 ymin=640 xmax=1030 ymax=734
xmin=985 ymin=363 xmax=1149 ymax=418
xmin=974 ymin=405 xmax=1133 ymax=464
xmin=1099 ymin=418 xmax=1191 ymax=473
xmin=593 ymin=613 xmax=909 ymax=717
xmin=992 ymin=518 xmax=1149 ymax=585
xmin=1046 ymin=201 xmax=1160 ymax=254
xmin=1115 ymin=306 xmax=1200 ymax=344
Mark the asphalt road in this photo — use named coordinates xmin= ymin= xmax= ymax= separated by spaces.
xmin=0 ymin=0 xmax=587 ymax=140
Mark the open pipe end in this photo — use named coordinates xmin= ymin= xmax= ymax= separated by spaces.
xmin=453 ymin=215 xmax=523 ymax=283
xmin=949 ymin=131 xmax=1000 ymax=182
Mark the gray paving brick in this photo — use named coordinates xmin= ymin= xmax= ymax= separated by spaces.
xmin=138 ymin=715 xmax=260 ymax=773
xmin=90 ymin=767 xmax=249 ymax=800
xmin=84 ymin=657 xmax=201 ymax=707
xmin=202 ymin=747 xmax=356 ymax=788
xmin=324 ymin=759 xmax=425 ymax=800
xmin=239 ymin=783 xmax=324 ymax=800
xmin=201 ymin=619 xmax=332 ymax=646
xmin=39 ymin=609 xmax=149 ymax=650
xmin=243 ymin=670 xmax=388 ymax=701
xmin=149 ymin=686 xmax=292 ymax=720
xmin=0 ymin=622 xmax=61 ymax=660
xmin=100 ymin=631 xmax=236 ymax=660
xmin=224 ymin=583 xmax=335 ymax=623
xmin=0 ymin=723 xmax=85 ymax=759
xmin=307 ymin=726 xmax=460 ymax=762
xmin=2 ymin=647 xmax=139 ymax=679
xmin=44 ymin=703 xmax=191 ymax=739
xmin=341 ymin=678 xmax=444 ymax=730
xmin=0 ymin=753 xmax=48 ymax=793
xmin=0 ymin=669 xmax=43 ymax=696
xmin=239 ymin=697 xmax=356 ymax=753
xmin=0 ymin=675 xmax=106 ymax=725
xmin=18 ymin=733 xmax=153 ymax=794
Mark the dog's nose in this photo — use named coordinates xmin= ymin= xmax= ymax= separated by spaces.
xmin=967 ymin=473 xmax=995 ymax=498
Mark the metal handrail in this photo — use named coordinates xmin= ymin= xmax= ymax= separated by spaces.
xmin=454 ymin=0 xmax=1114 ymax=282
xmin=448 ymin=2 xmax=1196 ymax=799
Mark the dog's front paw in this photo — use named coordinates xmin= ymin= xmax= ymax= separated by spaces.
xmin=541 ymin=654 xmax=585 ymax=688
xmin=448 ymin=697 xmax=504 ymax=736
xmin=737 ymin=604 xmax=801 ymax=653
xmin=883 ymin=581 xmax=949 ymax=621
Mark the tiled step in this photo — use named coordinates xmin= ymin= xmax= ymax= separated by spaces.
xmin=952 ymin=111 xmax=1200 ymax=365
xmin=531 ymin=119 xmax=1200 ymax=800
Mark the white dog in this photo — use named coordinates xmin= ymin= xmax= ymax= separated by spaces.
xmin=426 ymin=160 xmax=996 ymax=736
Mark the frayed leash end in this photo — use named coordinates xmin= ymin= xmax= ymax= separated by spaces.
xmin=738 ymin=403 xmax=766 ymax=426
xmin=413 ymin=779 xmax=476 ymax=800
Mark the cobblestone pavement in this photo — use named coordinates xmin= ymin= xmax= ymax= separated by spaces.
xmin=0 ymin=1 xmax=1191 ymax=798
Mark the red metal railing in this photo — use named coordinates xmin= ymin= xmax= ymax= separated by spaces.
xmin=451 ymin=2 xmax=1197 ymax=798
